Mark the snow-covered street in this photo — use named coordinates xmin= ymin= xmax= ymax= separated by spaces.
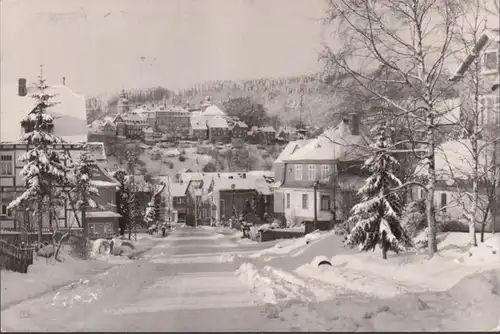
xmin=0 ymin=227 xmax=291 ymax=332
xmin=2 ymin=227 xmax=500 ymax=331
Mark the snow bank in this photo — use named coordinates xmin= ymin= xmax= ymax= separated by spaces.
xmin=295 ymin=232 xmax=500 ymax=298
xmin=89 ymin=239 xmax=111 ymax=259
xmin=248 ymin=230 xmax=331 ymax=260
xmin=235 ymin=263 xmax=339 ymax=304
xmin=1 ymin=248 xmax=112 ymax=309
xmin=235 ymin=263 xmax=277 ymax=304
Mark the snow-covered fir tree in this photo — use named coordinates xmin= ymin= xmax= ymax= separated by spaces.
xmin=9 ymin=66 xmax=69 ymax=243
xmin=66 ymin=149 xmax=100 ymax=231
xmin=112 ymin=169 xmax=129 ymax=236
xmin=344 ymin=125 xmax=412 ymax=259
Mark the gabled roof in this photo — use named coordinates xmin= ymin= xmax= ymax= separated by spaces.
xmin=122 ymin=113 xmax=147 ymax=123
xmin=1 ymin=83 xmax=87 ymax=143
xmin=260 ymin=126 xmax=276 ymax=133
xmin=230 ymin=121 xmax=248 ymax=129
xmin=190 ymin=116 xmax=207 ymax=130
xmin=212 ymin=174 xmax=274 ymax=195
xmin=170 ymin=182 xmax=189 ymax=197
xmin=207 ymin=116 xmax=228 ymax=128
xmin=415 ymin=139 xmax=495 ymax=181
xmin=203 ymin=104 xmax=226 ymax=116
xmin=283 ymin=121 xmax=370 ymax=162
xmin=274 ymin=139 xmax=314 ymax=163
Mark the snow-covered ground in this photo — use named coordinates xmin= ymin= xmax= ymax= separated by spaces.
xmin=1 ymin=248 xmax=112 ymax=310
xmin=1 ymin=236 xmax=159 ymax=310
xmin=245 ymin=230 xmax=334 ymax=261
xmin=236 ymin=232 xmax=500 ymax=331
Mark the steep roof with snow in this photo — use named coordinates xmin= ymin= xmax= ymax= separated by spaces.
xmin=190 ymin=116 xmax=207 ymax=130
xmin=274 ymin=139 xmax=314 ymax=164
xmin=203 ymin=105 xmax=226 ymax=117
xmin=206 ymin=116 xmax=228 ymax=128
xmin=415 ymin=139 xmax=495 ymax=181
xmin=1 ymin=83 xmax=87 ymax=143
xmin=283 ymin=121 xmax=370 ymax=162
xmin=170 ymin=182 xmax=189 ymax=197
xmin=260 ymin=126 xmax=276 ymax=133
xmin=212 ymin=174 xmax=274 ymax=195
xmin=230 ymin=121 xmax=248 ymax=129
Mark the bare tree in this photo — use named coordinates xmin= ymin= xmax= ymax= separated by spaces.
xmin=321 ymin=0 xmax=463 ymax=255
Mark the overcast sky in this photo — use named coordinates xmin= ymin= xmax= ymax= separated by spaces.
xmin=0 ymin=0 xmax=327 ymax=96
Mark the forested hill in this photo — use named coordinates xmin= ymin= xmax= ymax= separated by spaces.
xmin=175 ymin=73 xmax=338 ymax=126
xmin=98 ymin=73 xmax=340 ymax=127
xmin=94 ymin=70 xmax=458 ymax=128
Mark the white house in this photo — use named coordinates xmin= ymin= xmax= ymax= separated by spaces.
xmin=1 ymin=79 xmax=87 ymax=143
xmin=415 ymin=139 xmax=499 ymax=231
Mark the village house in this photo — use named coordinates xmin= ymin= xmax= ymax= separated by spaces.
xmin=170 ymin=182 xmax=189 ymax=224
xmin=210 ymin=173 xmax=274 ymax=223
xmin=207 ymin=116 xmax=230 ymax=143
xmin=275 ymin=126 xmax=298 ymax=143
xmin=185 ymin=178 xmax=214 ymax=226
xmin=190 ymin=116 xmax=208 ymax=141
xmin=415 ymin=139 xmax=500 ymax=232
xmin=272 ymin=139 xmax=314 ymax=222
xmin=154 ymin=105 xmax=191 ymax=141
xmin=229 ymin=121 xmax=248 ymax=140
xmin=257 ymin=126 xmax=276 ymax=144
xmin=276 ymin=114 xmax=370 ymax=227
xmin=0 ymin=77 xmax=122 ymax=239
xmin=143 ymin=127 xmax=154 ymax=144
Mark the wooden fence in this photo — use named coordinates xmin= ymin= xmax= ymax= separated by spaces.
xmin=0 ymin=240 xmax=34 ymax=274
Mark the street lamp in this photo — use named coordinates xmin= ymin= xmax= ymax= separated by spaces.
xmin=231 ymin=183 xmax=236 ymax=228
xmin=313 ymin=180 xmax=320 ymax=229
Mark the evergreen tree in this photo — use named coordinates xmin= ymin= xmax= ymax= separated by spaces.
xmin=66 ymin=149 xmax=100 ymax=233
xmin=9 ymin=66 xmax=69 ymax=243
xmin=344 ymin=125 xmax=412 ymax=259
xmin=112 ymin=169 xmax=129 ymax=236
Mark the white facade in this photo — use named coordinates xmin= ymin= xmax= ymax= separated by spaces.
xmin=282 ymin=188 xmax=334 ymax=224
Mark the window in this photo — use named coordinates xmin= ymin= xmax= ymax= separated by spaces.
xmin=440 ymin=193 xmax=447 ymax=212
xmin=479 ymin=95 xmax=500 ymax=126
xmin=320 ymin=195 xmax=331 ymax=211
xmin=0 ymin=154 xmax=13 ymax=176
xmin=321 ymin=165 xmax=331 ymax=181
xmin=202 ymin=208 xmax=208 ymax=217
xmin=308 ymin=165 xmax=316 ymax=180
xmin=302 ymin=194 xmax=308 ymax=210
xmin=295 ymin=165 xmax=303 ymax=180
xmin=286 ymin=193 xmax=291 ymax=209
xmin=0 ymin=197 xmax=13 ymax=217
xmin=482 ymin=50 xmax=498 ymax=73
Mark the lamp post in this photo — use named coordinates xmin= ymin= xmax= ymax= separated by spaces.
xmin=231 ymin=183 xmax=236 ymax=228
xmin=313 ymin=180 xmax=320 ymax=229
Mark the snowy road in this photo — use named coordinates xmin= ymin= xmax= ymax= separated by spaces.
xmin=0 ymin=227 xmax=290 ymax=332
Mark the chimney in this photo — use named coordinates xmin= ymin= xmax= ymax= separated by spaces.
xmin=62 ymin=77 xmax=66 ymax=85
xmin=350 ymin=113 xmax=360 ymax=136
xmin=18 ymin=78 xmax=27 ymax=97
